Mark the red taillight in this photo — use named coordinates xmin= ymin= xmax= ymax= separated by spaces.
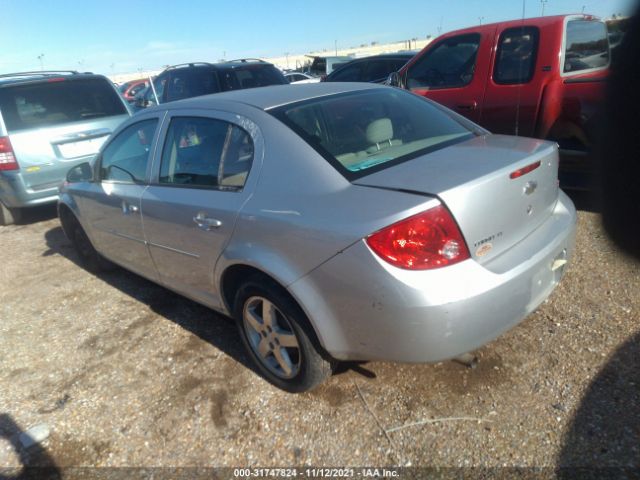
xmin=0 ymin=137 xmax=19 ymax=171
xmin=365 ymin=205 xmax=470 ymax=270
xmin=509 ymin=160 xmax=541 ymax=179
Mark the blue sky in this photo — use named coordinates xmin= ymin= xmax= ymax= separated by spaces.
xmin=1 ymin=0 xmax=634 ymax=75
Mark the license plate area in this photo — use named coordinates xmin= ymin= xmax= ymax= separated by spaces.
xmin=528 ymin=248 xmax=568 ymax=310
xmin=56 ymin=136 xmax=106 ymax=160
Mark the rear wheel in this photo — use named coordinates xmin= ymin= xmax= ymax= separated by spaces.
xmin=59 ymin=209 xmax=114 ymax=272
xmin=0 ymin=202 xmax=21 ymax=226
xmin=234 ymin=276 xmax=332 ymax=392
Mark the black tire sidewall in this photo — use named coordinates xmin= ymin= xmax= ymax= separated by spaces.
xmin=233 ymin=278 xmax=330 ymax=393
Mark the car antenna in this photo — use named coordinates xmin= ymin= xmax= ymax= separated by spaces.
xmin=514 ymin=0 xmax=526 ymax=136
xmin=148 ymin=74 xmax=159 ymax=105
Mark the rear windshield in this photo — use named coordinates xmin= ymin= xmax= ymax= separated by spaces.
xmin=219 ymin=65 xmax=287 ymax=91
xmin=0 ymin=77 xmax=127 ymax=132
xmin=563 ymin=20 xmax=609 ymax=73
xmin=270 ymin=88 xmax=474 ymax=179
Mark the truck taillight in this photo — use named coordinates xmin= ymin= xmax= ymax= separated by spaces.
xmin=366 ymin=205 xmax=470 ymax=270
xmin=0 ymin=137 xmax=19 ymax=171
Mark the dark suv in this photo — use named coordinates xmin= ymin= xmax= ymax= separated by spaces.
xmin=135 ymin=59 xmax=288 ymax=110
xmin=0 ymin=71 xmax=130 ymax=225
xmin=324 ymin=53 xmax=416 ymax=84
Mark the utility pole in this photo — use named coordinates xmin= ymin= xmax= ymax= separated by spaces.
xmin=334 ymin=40 xmax=337 ymax=56
xmin=541 ymin=0 xmax=548 ymax=16
xmin=581 ymin=5 xmax=585 ymax=13
xmin=37 ymin=53 xmax=44 ymax=71
xmin=284 ymin=52 xmax=290 ymax=69
xmin=437 ymin=16 xmax=443 ymax=35
xmin=478 ymin=16 xmax=484 ymax=25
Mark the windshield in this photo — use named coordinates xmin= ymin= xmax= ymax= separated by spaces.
xmin=270 ymin=88 xmax=474 ymax=177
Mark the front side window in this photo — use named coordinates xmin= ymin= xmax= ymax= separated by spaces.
xmin=407 ymin=33 xmax=481 ymax=89
xmin=159 ymin=117 xmax=254 ymax=189
xmin=271 ymin=89 xmax=473 ymax=179
xmin=564 ymin=20 xmax=609 ymax=73
xmin=100 ymin=119 xmax=158 ymax=183
xmin=494 ymin=27 xmax=539 ymax=84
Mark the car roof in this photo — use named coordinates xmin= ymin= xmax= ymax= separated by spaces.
xmin=443 ymin=14 xmax=598 ymax=36
xmin=351 ymin=53 xmax=416 ymax=60
xmin=161 ymin=60 xmax=276 ymax=74
xmin=168 ymin=82 xmax=383 ymax=111
xmin=0 ymin=71 xmax=107 ymax=88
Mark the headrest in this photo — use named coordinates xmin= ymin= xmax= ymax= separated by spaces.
xmin=366 ymin=118 xmax=393 ymax=144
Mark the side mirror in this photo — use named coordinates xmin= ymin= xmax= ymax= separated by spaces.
xmin=385 ymin=71 xmax=403 ymax=88
xmin=66 ymin=162 xmax=93 ymax=183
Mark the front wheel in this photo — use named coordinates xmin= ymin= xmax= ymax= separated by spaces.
xmin=59 ymin=209 xmax=114 ymax=272
xmin=234 ymin=276 xmax=332 ymax=392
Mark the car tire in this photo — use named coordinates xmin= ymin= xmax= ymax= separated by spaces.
xmin=0 ymin=202 xmax=21 ymax=226
xmin=60 ymin=210 xmax=114 ymax=273
xmin=233 ymin=275 xmax=333 ymax=393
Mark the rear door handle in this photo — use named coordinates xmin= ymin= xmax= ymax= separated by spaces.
xmin=193 ymin=212 xmax=222 ymax=230
xmin=457 ymin=101 xmax=478 ymax=111
xmin=121 ymin=201 xmax=139 ymax=215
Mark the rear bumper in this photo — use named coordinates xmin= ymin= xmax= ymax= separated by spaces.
xmin=0 ymin=171 xmax=62 ymax=208
xmin=289 ymin=191 xmax=577 ymax=362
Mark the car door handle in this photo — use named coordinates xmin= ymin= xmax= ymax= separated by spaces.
xmin=121 ymin=201 xmax=139 ymax=214
xmin=193 ymin=212 xmax=222 ymax=230
xmin=457 ymin=101 xmax=477 ymax=111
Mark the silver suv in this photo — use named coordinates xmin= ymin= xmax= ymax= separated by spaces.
xmin=0 ymin=71 xmax=130 ymax=225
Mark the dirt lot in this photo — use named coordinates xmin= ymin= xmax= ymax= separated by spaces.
xmin=0 ymin=200 xmax=638 ymax=474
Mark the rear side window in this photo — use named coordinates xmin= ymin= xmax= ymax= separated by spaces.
xmin=271 ymin=89 xmax=473 ymax=179
xmin=328 ymin=62 xmax=365 ymax=82
xmin=159 ymin=117 xmax=254 ymax=189
xmin=407 ymin=33 xmax=481 ymax=89
xmin=563 ymin=20 xmax=609 ymax=73
xmin=165 ymin=69 xmax=221 ymax=102
xmin=363 ymin=60 xmax=394 ymax=82
xmin=100 ymin=119 xmax=158 ymax=183
xmin=494 ymin=27 xmax=539 ymax=84
xmin=0 ymin=78 xmax=127 ymax=133
xmin=219 ymin=66 xmax=287 ymax=91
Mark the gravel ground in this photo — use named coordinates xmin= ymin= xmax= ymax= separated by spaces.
xmin=0 ymin=200 xmax=638 ymax=475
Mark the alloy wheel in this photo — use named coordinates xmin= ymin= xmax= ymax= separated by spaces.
xmin=242 ymin=296 xmax=301 ymax=379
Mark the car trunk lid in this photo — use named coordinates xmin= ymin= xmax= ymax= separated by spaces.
xmin=353 ymin=134 xmax=560 ymax=264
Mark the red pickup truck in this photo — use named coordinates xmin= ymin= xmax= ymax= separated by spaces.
xmin=389 ymin=14 xmax=609 ymax=189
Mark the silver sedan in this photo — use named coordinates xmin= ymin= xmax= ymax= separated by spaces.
xmin=58 ymin=83 xmax=576 ymax=392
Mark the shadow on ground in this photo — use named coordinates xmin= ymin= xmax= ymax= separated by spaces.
xmin=13 ymin=205 xmax=58 ymax=226
xmin=564 ymin=189 xmax=600 ymax=214
xmin=557 ymin=331 xmax=640 ymax=477
xmin=0 ymin=414 xmax=60 ymax=480
xmin=43 ymin=225 xmax=259 ymax=378
xmin=42 ymin=225 xmax=376 ymax=383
